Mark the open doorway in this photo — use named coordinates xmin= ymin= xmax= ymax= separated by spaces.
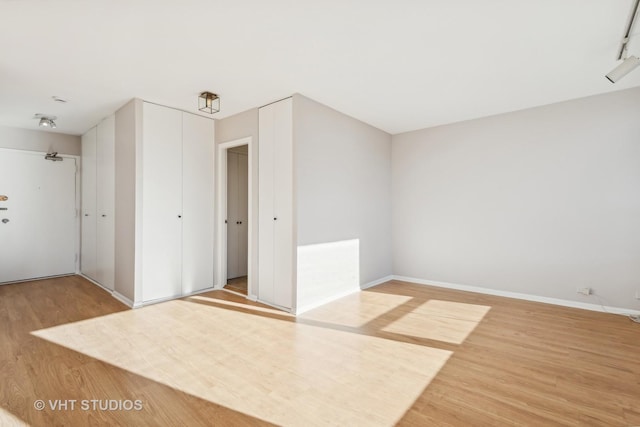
xmin=224 ymin=144 xmax=248 ymax=294
xmin=217 ymin=137 xmax=253 ymax=298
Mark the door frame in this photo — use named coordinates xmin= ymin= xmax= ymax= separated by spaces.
xmin=0 ymin=147 xmax=81 ymax=282
xmin=216 ymin=137 xmax=254 ymax=299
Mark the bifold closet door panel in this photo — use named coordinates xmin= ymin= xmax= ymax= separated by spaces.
xmin=272 ymin=98 xmax=293 ymax=309
xmin=258 ymin=97 xmax=293 ymax=309
xmin=258 ymin=104 xmax=276 ymax=304
xmin=141 ymin=103 xmax=183 ymax=302
xmin=96 ymin=115 xmax=115 ymax=290
xmin=182 ymin=112 xmax=215 ymax=294
xmin=81 ymin=127 xmax=98 ymax=281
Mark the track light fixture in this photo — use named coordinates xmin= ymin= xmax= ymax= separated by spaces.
xmin=606 ymin=56 xmax=640 ymax=83
xmin=606 ymin=0 xmax=640 ymax=83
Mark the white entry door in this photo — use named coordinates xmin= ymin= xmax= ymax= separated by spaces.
xmin=0 ymin=149 xmax=78 ymax=284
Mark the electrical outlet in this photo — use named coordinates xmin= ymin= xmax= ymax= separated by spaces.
xmin=635 ymin=290 xmax=640 ymax=300
xmin=577 ymin=287 xmax=592 ymax=296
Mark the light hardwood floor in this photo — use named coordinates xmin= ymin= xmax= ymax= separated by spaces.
xmin=224 ymin=276 xmax=248 ymax=295
xmin=1 ymin=275 xmax=639 ymax=426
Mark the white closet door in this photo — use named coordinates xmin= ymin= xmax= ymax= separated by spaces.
xmin=181 ymin=112 xmax=215 ymax=294
xmin=141 ymin=103 xmax=183 ymax=301
xmin=81 ymin=127 xmax=98 ymax=281
xmin=272 ymin=98 xmax=294 ymax=308
xmin=258 ymin=105 xmax=276 ymax=304
xmin=258 ymin=98 xmax=293 ymax=309
xmin=96 ymin=115 xmax=115 ymax=290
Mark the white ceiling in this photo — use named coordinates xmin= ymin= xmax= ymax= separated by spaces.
xmin=1 ymin=0 xmax=639 ymax=136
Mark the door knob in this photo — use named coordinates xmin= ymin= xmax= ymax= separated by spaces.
xmin=101 ymin=214 xmax=107 ymax=217
xmin=84 ymin=214 xmax=89 ymax=217
xmin=2 ymin=218 xmax=8 ymax=224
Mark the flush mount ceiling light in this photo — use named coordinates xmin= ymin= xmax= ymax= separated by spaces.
xmin=198 ymin=91 xmax=220 ymax=114
xmin=34 ymin=114 xmax=57 ymax=129
xmin=606 ymin=0 xmax=640 ymax=83
xmin=39 ymin=117 xmax=57 ymax=128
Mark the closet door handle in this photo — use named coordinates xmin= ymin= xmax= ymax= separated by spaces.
xmin=84 ymin=214 xmax=89 ymax=217
xmin=101 ymin=214 xmax=107 ymax=217
xmin=178 ymin=215 xmax=182 ymax=219
xmin=273 ymin=217 xmax=277 ymax=221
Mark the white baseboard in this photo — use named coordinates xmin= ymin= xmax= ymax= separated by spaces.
xmin=1 ymin=273 xmax=75 ymax=286
xmin=361 ymin=275 xmax=394 ymax=290
xmin=115 ymin=286 xmax=216 ymax=309
xmin=112 ymin=291 xmax=135 ymax=308
xmin=255 ymin=298 xmax=295 ymax=315
xmin=79 ymin=274 xmax=114 ymax=294
xmin=183 ymin=286 xmax=216 ymax=297
xmin=295 ymin=287 xmax=361 ymax=315
xmin=392 ymin=275 xmax=640 ymax=316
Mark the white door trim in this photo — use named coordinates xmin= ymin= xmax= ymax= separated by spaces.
xmin=216 ymin=137 xmax=254 ymax=299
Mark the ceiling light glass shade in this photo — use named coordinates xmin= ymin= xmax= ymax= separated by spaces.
xmin=198 ymin=92 xmax=220 ymax=114
xmin=38 ymin=117 xmax=56 ymax=129
xmin=606 ymin=56 xmax=640 ymax=83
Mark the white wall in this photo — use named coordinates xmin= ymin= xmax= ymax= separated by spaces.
xmin=392 ymin=88 xmax=640 ymax=310
xmin=0 ymin=126 xmax=80 ymax=155
xmin=293 ymin=94 xmax=392 ymax=309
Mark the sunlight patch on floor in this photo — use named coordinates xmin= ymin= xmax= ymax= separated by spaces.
xmin=31 ymin=297 xmax=452 ymax=427
xmin=382 ymin=299 xmax=491 ymax=344
xmin=0 ymin=407 xmax=30 ymax=427
xmin=187 ymin=295 xmax=294 ymax=317
xmin=298 ymin=290 xmax=413 ymax=327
